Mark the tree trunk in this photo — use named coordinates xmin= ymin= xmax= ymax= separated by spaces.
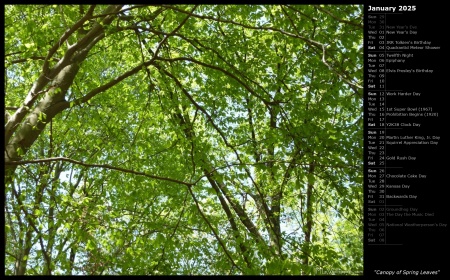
xmin=302 ymin=162 xmax=315 ymax=268
xmin=4 ymin=5 xmax=123 ymax=186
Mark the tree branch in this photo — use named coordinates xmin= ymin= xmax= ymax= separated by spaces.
xmin=186 ymin=185 xmax=242 ymax=273
xmin=160 ymin=5 xmax=326 ymax=49
xmin=5 ymin=157 xmax=194 ymax=187
xmin=313 ymin=5 xmax=363 ymax=29
xmin=43 ymin=5 xmax=96 ymax=74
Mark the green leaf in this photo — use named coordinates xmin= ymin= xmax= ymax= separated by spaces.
xmin=86 ymin=239 xmax=95 ymax=251
xmin=116 ymin=238 xmax=124 ymax=246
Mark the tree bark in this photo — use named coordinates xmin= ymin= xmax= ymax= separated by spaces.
xmin=4 ymin=5 xmax=123 ymax=186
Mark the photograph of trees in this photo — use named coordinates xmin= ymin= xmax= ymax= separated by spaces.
xmin=4 ymin=5 xmax=363 ymax=275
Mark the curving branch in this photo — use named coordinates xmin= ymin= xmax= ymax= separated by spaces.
xmin=160 ymin=5 xmax=326 ymax=49
xmin=313 ymin=5 xmax=363 ymax=29
xmin=5 ymin=157 xmax=194 ymax=187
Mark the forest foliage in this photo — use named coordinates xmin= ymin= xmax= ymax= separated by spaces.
xmin=4 ymin=4 xmax=363 ymax=275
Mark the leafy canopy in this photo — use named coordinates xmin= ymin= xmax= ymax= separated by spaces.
xmin=4 ymin=4 xmax=363 ymax=275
